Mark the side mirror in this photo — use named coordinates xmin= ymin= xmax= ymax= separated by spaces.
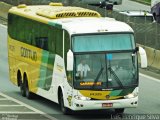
xmin=135 ymin=47 xmax=139 ymax=52
xmin=133 ymin=47 xmax=139 ymax=53
xmin=138 ymin=47 xmax=147 ymax=68
xmin=67 ymin=49 xmax=73 ymax=71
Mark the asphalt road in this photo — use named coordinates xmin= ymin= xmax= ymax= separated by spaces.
xmin=113 ymin=0 xmax=150 ymax=11
xmin=1 ymin=23 xmax=160 ymax=120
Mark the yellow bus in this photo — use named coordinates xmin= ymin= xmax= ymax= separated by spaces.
xmin=8 ymin=3 xmax=147 ymax=114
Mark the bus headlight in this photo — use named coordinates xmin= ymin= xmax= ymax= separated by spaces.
xmin=74 ymin=95 xmax=91 ymax=101
xmin=124 ymin=93 xmax=138 ymax=99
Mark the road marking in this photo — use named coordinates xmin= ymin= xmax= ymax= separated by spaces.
xmin=140 ymin=73 xmax=160 ymax=83
xmin=0 ymin=24 xmax=7 ymax=29
xmin=0 ymin=98 xmax=8 ymax=100
xmin=0 ymin=112 xmax=38 ymax=114
xmin=0 ymin=105 xmax=23 ymax=107
xmin=0 ymin=92 xmax=57 ymax=120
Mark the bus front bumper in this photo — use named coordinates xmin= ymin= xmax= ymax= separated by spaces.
xmin=71 ymin=97 xmax=138 ymax=111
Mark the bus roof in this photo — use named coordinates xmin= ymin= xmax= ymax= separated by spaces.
xmin=9 ymin=4 xmax=133 ymax=34
xmin=52 ymin=17 xmax=133 ymax=34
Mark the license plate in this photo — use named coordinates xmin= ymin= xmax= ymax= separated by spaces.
xmin=102 ymin=103 xmax=113 ymax=107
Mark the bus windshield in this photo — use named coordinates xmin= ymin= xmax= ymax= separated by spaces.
xmin=74 ymin=52 xmax=138 ymax=90
xmin=72 ymin=33 xmax=135 ymax=52
xmin=72 ymin=33 xmax=138 ymax=90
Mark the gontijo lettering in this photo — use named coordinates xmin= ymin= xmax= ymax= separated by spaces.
xmin=21 ymin=47 xmax=37 ymax=61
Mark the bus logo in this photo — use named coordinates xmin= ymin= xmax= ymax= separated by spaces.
xmin=21 ymin=47 xmax=37 ymax=61
xmin=106 ymin=95 xmax=110 ymax=100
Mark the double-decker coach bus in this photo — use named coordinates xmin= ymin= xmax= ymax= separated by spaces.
xmin=8 ymin=3 xmax=147 ymax=114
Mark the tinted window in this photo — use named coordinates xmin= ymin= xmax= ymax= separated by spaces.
xmin=8 ymin=13 xmax=64 ymax=55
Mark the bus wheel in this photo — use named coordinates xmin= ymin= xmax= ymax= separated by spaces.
xmin=20 ymin=80 xmax=26 ymax=97
xmin=24 ymin=76 xmax=33 ymax=99
xmin=59 ymin=92 xmax=70 ymax=114
xmin=115 ymin=108 xmax=125 ymax=114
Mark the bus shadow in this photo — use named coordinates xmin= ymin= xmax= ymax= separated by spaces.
xmin=14 ymin=91 xmax=122 ymax=120
xmin=53 ymin=110 xmax=121 ymax=120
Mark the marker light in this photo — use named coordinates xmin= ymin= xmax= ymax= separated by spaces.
xmin=124 ymin=93 xmax=138 ymax=99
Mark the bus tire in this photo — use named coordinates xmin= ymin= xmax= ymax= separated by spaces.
xmin=59 ymin=91 xmax=70 ymax=114
xmin=18 ymin=71 xmax=25 ymax=97
xmin=115 ymin=108 xmax=125 ymax=114
xmin=20 ymin=80 xmax=26 ymax=97
xmin=24 ymin=76 xmax=33 ymax=99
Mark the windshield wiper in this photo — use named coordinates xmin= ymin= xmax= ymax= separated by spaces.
xmin=92 ymin=67 xmax=104 ymax=88
xmin=108 ymin=67 xmax=124 ymax=88
xmin=132 ymin=53 xmax=137 ymax=70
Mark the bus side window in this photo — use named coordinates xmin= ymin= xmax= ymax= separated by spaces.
xmin=48 ymin=27 xmax=56 ymax=53
xmin=35 ymin=37 xmax=48 ymax=50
